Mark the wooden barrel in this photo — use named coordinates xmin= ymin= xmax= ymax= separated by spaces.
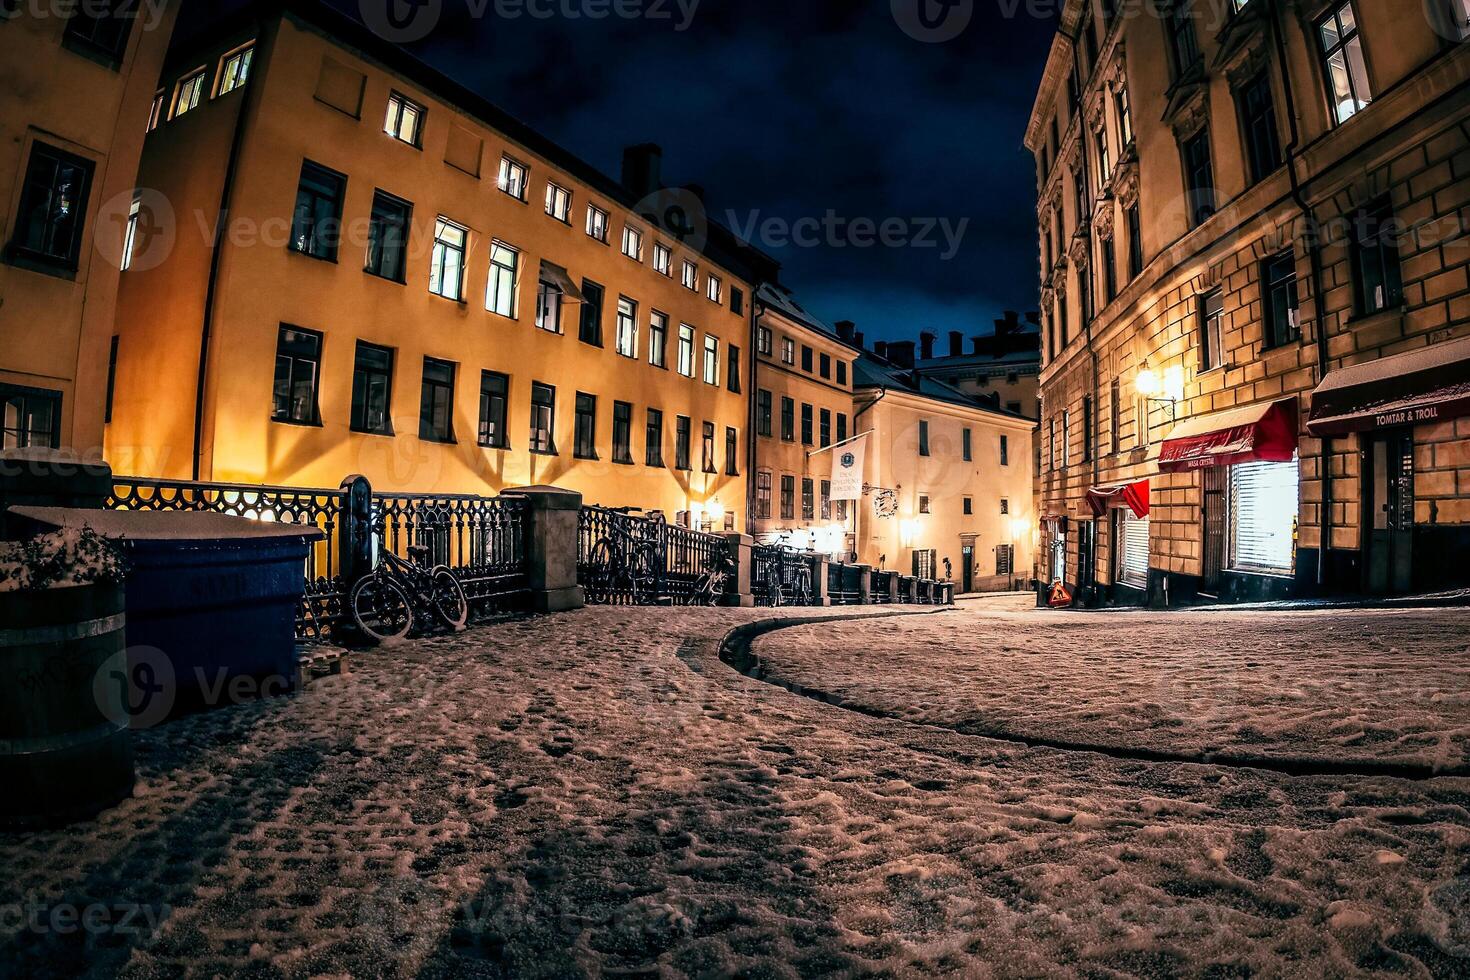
xmin=0 ymin=583 xmax=134 ymax=830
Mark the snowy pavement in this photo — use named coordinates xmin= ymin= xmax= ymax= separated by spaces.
xmin=1 ymin=603 xmax=1468 ymax=978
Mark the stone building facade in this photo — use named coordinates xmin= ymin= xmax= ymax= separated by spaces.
xmin=1028 ymin=0 xmax=1470 ymax=603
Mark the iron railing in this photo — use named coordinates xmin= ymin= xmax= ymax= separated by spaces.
xmin=827 ymin=562 xmax=865 ymax=605
xmin=752 ymin=544 xmax=818 ymax=606
xmin=870 ymin=569 xmax=893 ymax=604
xmin=372 ymin=492 xmax=529 ymax=612
xmin=577 ymin=507 xmax=728 ymax=605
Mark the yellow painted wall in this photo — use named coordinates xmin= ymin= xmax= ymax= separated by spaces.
xmin=0 ymin=1 xmax=178 ymax=454
xmin=108 ymin=12 xmax=754 ymax=526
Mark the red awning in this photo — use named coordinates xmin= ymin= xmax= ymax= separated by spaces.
xmin=1086 ymin=480 xmax=1150 ymax=519
xmin=1159 ymin=399 xmax=1299 ymax=473
xmin=1307 ymin=336 xmax=1470 ymax=436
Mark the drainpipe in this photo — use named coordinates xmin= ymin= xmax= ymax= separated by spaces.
xmin=747 ymin=295 xmax=763 ymax=532
xmin=192 ymin=14 xmax=272 ymax=480
xmin=1270 ymin=0 xmax=1332 ymax=588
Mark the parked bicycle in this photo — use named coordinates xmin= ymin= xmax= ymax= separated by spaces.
xmin=350 ymin=544 xmax=470 ymax=643
xmin=686 ymin=545 xmax=735 ymax=606
xmin=585 ymin=507 xmax=664 ymax=605
xmin=761 ymin=539 xmax=813 ymax=607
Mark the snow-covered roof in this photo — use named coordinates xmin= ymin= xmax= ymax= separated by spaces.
xmin=854 ymin=355 xmax=1032 ymax=421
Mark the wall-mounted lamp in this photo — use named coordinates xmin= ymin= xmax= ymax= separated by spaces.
xmin=1136 ymin=362 xmax=1186 ymax=420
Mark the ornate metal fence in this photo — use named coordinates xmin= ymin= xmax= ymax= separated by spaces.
xmin=827 ymin=562 xmax=865 ymax=605
xmin=107 ymin=477 xmax=350 ymax=642
xmin=870 ymin=569 xmax=893 ymax=604
xmin=752 ymin=544 xmax=818 ymax=607
xmin=578 ymin=507 xmax=728 ymax=605
xmin=372 ymin=492 xmax=529 ymax=612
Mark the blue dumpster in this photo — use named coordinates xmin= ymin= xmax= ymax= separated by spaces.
xmin=7 ymin=507 xmax=322 ymax=720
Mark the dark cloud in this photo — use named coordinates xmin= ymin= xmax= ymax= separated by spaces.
xmin=183 ymin=0 xmax=1058 ymax=340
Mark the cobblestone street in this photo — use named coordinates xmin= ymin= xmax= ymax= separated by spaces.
xmin=2 ymin=602 xmax=1469 ymax=978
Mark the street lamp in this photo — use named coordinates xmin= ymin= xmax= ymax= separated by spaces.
xmin=1136 ymin=362 xmax=1186 ymax=421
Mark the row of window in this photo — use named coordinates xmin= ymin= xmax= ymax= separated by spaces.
xmin=754 ymin=392 xmax=850 ymax=448
xmin=753 ymin=472 xmax=849 ymax=524
xmin=756 ymin=327 xmax=851 ymax=386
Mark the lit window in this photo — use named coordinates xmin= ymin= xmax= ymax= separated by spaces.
xmin=649 ymin=311 xmax=669 ymax=368
xmin=120 ymin=194 xmax=141 ymax=271
xmin=545 ymin=182 xmax=571 ymax=222
xmin=781 ymin=338 xmax=795 ymax=365
xmin=429 ymin=217 xmax=467 ymax=301
xmin=536 ymin=278 xmax=563 ymax=333
xmin=497 ymin=156 xmax=528 ymax=200
xmin=146 ymin=91 xmax=164 ymax=132
xmin=2 ymin=385 xmax=61 ymax=450
xmin=703 ymin=335 xmax=719 ymax=385
xmin=757 ymin=326 xmax=773 ymax=355
xmin=218 ymin=44 xmax=254 ymax=97
xmin=678 ymin=324 xmax=695 ymax=378
xmin=682 ymin=260 xmax=698 ymax=290
xmin=653 ymin=242 xmax=672 ymax=276
xmin=384 ymin=91 xmax=424 ymax=146
xmin=622 ymin=225 xmax=643 ymax=260
xmin=616 ymin=297 xmax=638 ymax=358
xmin=585 ymin=204 xmax=608 ymax=242
xmin=172 ymin=68 xmax=206 ymax=118
xmin=706 ymin=274 xmax=722 ymax=303
xmin=1319 ymin=2 xmax=1372 ymax=125
xmin=486 ymin=241 xmax=518 ymax=317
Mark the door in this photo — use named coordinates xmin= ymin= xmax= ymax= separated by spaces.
xmin=1049 ymin=521 xmax=1068 ymax=584
xmin=962 ymin=546 xmax=974 ymax=593
xmin=1076 ymin=521 xmax=1097 ymax=593
xmin=1366 ymin=429 xmax=1415 ymax=594
xmin=1201 ymin=466 xmax=1226 ymax=594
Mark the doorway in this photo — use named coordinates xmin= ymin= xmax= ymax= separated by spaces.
xmin=961 ymin=546 xmax=974 ymax=594
xmin=1049 ymin=520 xmax=1068 ymax=584
xmin=1366 ymin=428 xmax=1415 ymax=594
xmin=1076 ymin=520 xmax=1097 ymax=595
xmin=1201 ymin=466 xmax=1226 ymax=595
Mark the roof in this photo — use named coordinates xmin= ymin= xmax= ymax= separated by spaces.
xmin=916 ymin=349 xmax=1042 ymax=370
xmin=171 ymin=0 xmax=780 ymax=285
xmin=755 ymin=283 xmax=865 ymax=354
xmin=854 ymin=354 xmax=1034 ymax=423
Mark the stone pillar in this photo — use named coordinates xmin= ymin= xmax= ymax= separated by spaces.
xmin=884 ymin=571 xmax=900 ymax=604
xmin=0 ymin=449 xmax=112 ymax=540
xmin=338 ymin=474 xmax=374 ymax=589
xmin=721 ymin=532 xmax=754 ymax=607
xmin=856 ymin=565 xmax=873 ymax=604
xmin=811 ymin=556 xmax=831 ymax=606
xmin=504 ymin=486 xmax=584 ymax=613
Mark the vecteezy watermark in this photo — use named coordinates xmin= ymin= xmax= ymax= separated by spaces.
xmin=358 ymin=0 xmax=701 ymax=43
xmin=892 ymin=0 xmax=974 ymax=43
xmin=0 ymin=900 xmax=171 ymax=938
xmin=724 ymin=210 xmax=971 ymax=261
xmin=8 ymin=0 xmax=172 ymax=32
xmin=634 ymin=186 xmax=709 ymax=253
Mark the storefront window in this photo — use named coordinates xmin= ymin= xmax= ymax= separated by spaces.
xmin=1229 ymin=459 xmax=1299 ymax=575
xmin=1116 ymin=510 xmax=1149 ymax=589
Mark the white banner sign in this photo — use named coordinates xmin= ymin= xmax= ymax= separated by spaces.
xmin=830 ymin=433 xmax=867 ymax=501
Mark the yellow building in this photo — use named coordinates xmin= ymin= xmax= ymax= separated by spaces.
xmin=749 ymin=284 xmax=863 ymax=551
xmin=105 ymin=0 xmax=775 ymax=529
xmin=853 ymin=354 xmax=1037 ymax=593
xmin=1 ymin=0 xmax=178 ymax=454
xmin=1029 ymin=0 xmax=1470 ymax=603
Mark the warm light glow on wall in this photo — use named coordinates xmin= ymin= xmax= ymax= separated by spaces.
xmin=900 ymin=518 xmax=922 ymax=548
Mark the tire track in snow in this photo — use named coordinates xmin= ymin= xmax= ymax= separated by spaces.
xmin=716 ymin=613 xmax=1470 ymax=782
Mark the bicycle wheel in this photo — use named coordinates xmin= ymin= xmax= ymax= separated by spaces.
xmin=430 ymin=568 xmax=470 ymax=630
xmin=350 ymin=574 xmax=414 ymax=643
xmin=631 ymin=545 xmax=661 ymax=605
xmin=586 ymin=539 xmax=619 ymax=604
xmin=765 ymin=568 xmax=784 ymax=607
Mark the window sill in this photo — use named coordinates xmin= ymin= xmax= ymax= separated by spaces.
xmin=1260 ymin=337 xmax=1302 ymax=356
xmin=364 ymin=269 xmax=407 ymax=285
xmin=60 ymin=35 xmax=124 ymax=71
xmin=529 ymin=448 xmax=558 ymax=457
xmin=351 ymin=426 xmax=395 ymax=438
xmin=479 ymin=442 xmax=510 ymax=452
xmin=588 ymin=236 xmax=610 ymax=246
xmin=1346 ymin=306 xmax=1406 ymax=329
xmin=420 ymin=435 xmax=457 ymax=445
xmin=546 ymin=214 xmax=571 ymax=226
xmin=613 ymin=458 xmax=635 ymax=467
xmin=574 ymin=454 xmax=599 ymax=462
xmin=430 ymin=292 xmax=467 ymax=306
xmin=645 ymin=461 xmax=664 ymax=469
xmin=580 ymin=339 xmax=604 ymax=349
xmin=499 ymin=190 xmax=529 ymax=205
xmin=2 ymin=247 xmax=79 ymax=281
xmin=1196 ymin=362 xmax=1234 ymax=379
xmin=271 ymin=416 xmax=323 ymax=429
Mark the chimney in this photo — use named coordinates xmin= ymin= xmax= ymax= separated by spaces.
xmin=874 ymin=340 xmax=889 ymax=360
xmin=854 ymin=331 xmax=865 ymax=350
xmin=621 ymin=143 xmax=663 ymax=197
xmin=889 ymin=341 xmax=916 ymax=369
xmin=834 ymin=319 xmax=856 ymax=343
xmin=948 ymin=331 xmax=964 ymax=357
xmin=919 ymin=332 xmax=936 ymax=360
xmin=972 ymin=336 xmax=984 ymax=355
xmin=995 ymin=310 xmax=1021 ymax=335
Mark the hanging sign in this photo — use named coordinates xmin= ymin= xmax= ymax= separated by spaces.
xmin=830 ymin=433 xmax=868 ymax=501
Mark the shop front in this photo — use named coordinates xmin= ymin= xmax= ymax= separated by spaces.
xmin=1308 ymin=336 xmax=1470 ymax=594
xmin=1087 ymin=480 xmax=1150 ymax=604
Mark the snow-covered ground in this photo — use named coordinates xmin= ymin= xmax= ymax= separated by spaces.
xmin=1 ymin=603 xmax=1468 ymax=978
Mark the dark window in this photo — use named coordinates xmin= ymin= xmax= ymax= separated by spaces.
xmin=645 ymin=409 xmax=664 ymax=466
xmin=964 ymin=497 xmax=974 ymax=516
xmin=365 ymin=190 xmax=411 ymax=282
xmin=1102 ymin=237 xmax=1117 ymax=302
xmin=728 ymin=345 xmax=742 ymax=393
xmin=819 ymin=409 xmax=832 ymax=448
xmin=272 ymin=326 xmax=321 ymax=425
xmin=802 ymin=478 xmax=815 ymax=522
xmin=781 ymin=475 xmax=795 ymax=521
xmin=104 ymin=336 xmax=119 ymax=424
xmin=730 ymin=286 xmax=745 ymax=315
xmin=1001 ymin=434 xmax=1010 ymax=466
xmin=1 ymin=384 xmax=61 ymax=449
xmin=1059 ymin=297 xmax=1070 ymax=348
xmin=757 ymin=470 xmax=772 ymax=520
xmin=479 ymin=370 xmax=509 ymax=448
xmin=574 ymin=392 xmax=597 ymax=459
xmin=918 ymin=420 xmax=930 ymax=457
xmin=62 ymin=0 xmax=136 ymax=66
xmin=530 ymin=382 xmax=556 ymax=453
xmin=1351 ymin=200 xmax=1404 ymax=315
xmin=702 ymin=422 xmax=717 ymax=473
xmin=6 ymin=143 xmax=94 ymax=273
xmin=1238 ymin=70 xmax=1282 ymax=184
xmin=1263 ymin=252 xmax=1300 ymax=348
xmin=725 ymin=426 xmax=739 ymax=476
xmin=837 ymin=413 xmax=848 ymax=443
xmin=649 ymin=312 xmax=668 ymax=368
xmin=1083 ymin=395 xmax=1094 ymax=463
xmin=820 ymin=480 xmax=832 ymax=520
xmin=757 ymin=389 xmax=773 ymax=437
xmin=837 ymin=361 xmax=848 ymax=385
xmin=801 ymin=346 xmax=813 ymax=372
xmin=1181 ymin=129 xmax=1216 ymax=227
xmin=1199 ymin=289 xmax=1224 ymax=371
xmin=290 ymin=161 xmax=345 ymax=261
xmin=1111 ymin=378 xmax=1122 ymax=454
xmin=819 ymin=353 xmax=831 ymax=379
xmin=579 ymin=279 xmax=604 ymax=346
xmin=801 ymin=404 xmax=813 ymax=446
xmin=613 ymin=401 xmax=633 ymax=464
xmin=781 ymin=397 xmax=795 ymax=442
xmin=1127 ymin=205 xmax=1144 ymax=279
xmin=675 ymin=416 xmax=692 ymax=470
xmin=1165 ymin=0 xmax=1202 ymax=77
xmin=1073 ymin=169 xmax=1088 ymax=225
xmin=419 ymin=357 xmax=456 ymax=443
xmin=963 ymin=427 xmax=973 ymax=461
xmin=351 ymin=341 xmax=394 ymax=435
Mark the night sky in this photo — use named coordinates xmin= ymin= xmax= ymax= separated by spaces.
xmin=183 ymin=0 xmax=1060 ymax=343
